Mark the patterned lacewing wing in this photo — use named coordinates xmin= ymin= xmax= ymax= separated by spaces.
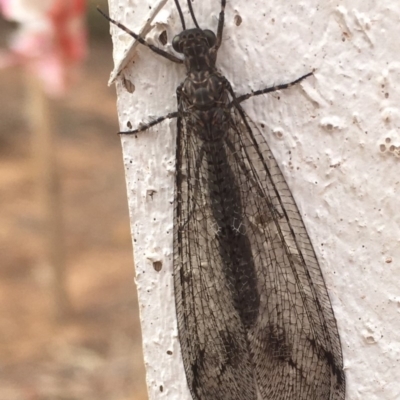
xmin=100 ymin=1 xmax=345 ymax=399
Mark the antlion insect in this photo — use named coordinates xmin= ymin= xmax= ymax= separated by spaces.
xmin=99 ymin=1 xmax=345 ymax=399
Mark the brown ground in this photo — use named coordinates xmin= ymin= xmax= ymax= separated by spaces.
xmin=0 ymin=9 xmax=147 ymax=400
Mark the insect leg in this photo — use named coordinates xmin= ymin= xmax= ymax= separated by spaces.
xmin=214 ymin=0 xmax=226 ymax=50
xmin=120 ymin=85 xmax=183 ymax=135
xmin=97 ymin=7 xmax=183 ymax=64
xmin=234 ymin=71 xmax=313 ymax=104
xmin=119 ymin=111 xmax=179 ymax=135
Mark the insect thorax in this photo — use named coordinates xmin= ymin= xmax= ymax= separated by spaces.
xmin=181 ymin=69 xmax=230 ymax=142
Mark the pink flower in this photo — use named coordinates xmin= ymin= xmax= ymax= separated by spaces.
xmin=0 ymin=0 xmax=87 ymax=96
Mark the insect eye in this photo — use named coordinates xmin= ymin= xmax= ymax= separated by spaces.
xmin=172 ymin=35 xmax=183 ymax=53
xmin=203 ymin=30 xmax=216 ymax=48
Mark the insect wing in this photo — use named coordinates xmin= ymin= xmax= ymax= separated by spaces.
xmin=173 ymin=96 xmax=345 ymax=399
xmin=173 ymin=110 xmax=257 ymax=400
xmin=228 ymin=105 xmax=346 ymax=399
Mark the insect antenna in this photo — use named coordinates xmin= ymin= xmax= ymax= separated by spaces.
xmin=186 ymin=0 xmax=201 ymax=29
xmin=173 ymin=0 xmax=187 ymax=30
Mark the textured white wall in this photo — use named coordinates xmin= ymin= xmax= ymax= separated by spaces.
xmin=107 ymin=0 xmax=400 ymax=399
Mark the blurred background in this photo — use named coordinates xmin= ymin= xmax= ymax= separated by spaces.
xmin=0 ymin=1 xmax=147 ymax=399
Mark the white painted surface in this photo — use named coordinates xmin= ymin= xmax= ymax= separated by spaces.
xmin=106 ymin=0 xmax=400 ymax=399
xmin=107 ymin=0 xmax=168 ymax=84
